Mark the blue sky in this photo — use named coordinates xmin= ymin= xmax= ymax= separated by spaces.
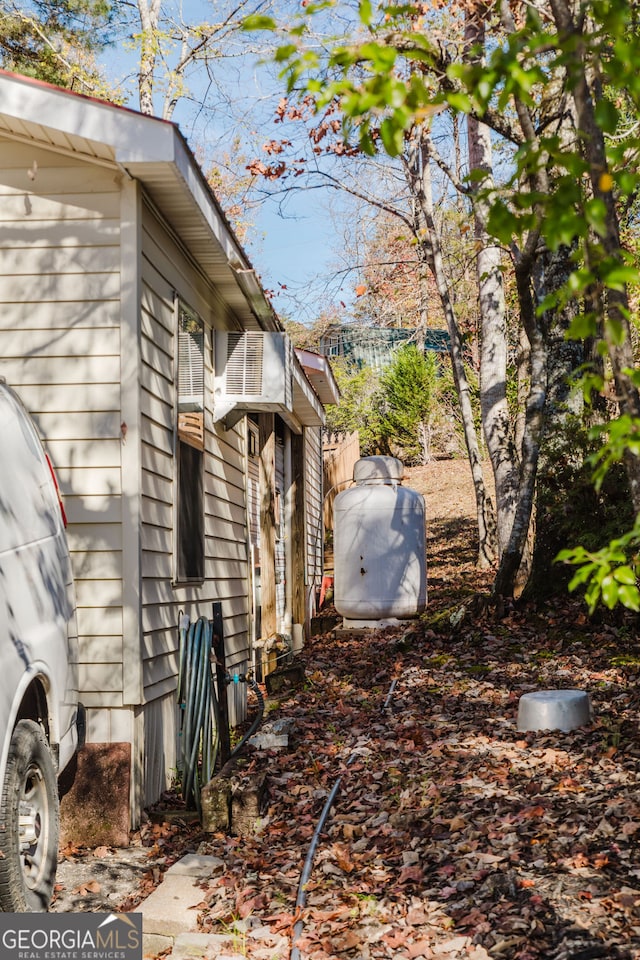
xmin=246 ymin=190 xmax=351 ymax=324
xmin=97 ymin=5 xmax=354 ymax=327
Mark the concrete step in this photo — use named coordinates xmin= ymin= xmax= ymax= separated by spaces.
xmin=140 ymin=853 xmax=222 ymax=956
xmin=141 ymin=853 xmax=289 ymax=959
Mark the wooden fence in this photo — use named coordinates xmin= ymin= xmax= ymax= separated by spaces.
xmin=323 ymin=431 xmax=360 ymax=535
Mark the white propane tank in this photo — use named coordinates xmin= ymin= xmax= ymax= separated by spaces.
xmin=333 ymin=456 xmax=427 ymax=620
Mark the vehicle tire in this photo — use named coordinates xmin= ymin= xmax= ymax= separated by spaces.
xmin=0 ymin=720 xmax=59 ymax=912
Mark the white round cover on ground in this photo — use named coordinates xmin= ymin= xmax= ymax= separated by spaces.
xmin=517 ymin=689 xmax=593 ymax=733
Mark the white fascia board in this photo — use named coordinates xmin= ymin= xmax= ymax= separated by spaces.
xmin=148 ymin=134 xmax=280 ymax=331
xmin=293 ymin=358 xmax=325 ymax=426
xmin=168 ymin=135 xmax=248 ymax=268
xmin=0 ymin=71 xmax=170 ymax=159
xmin=295 ymin=348 xmax=340 ymax=405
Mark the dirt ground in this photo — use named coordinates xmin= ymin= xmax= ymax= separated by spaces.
xmin=408 ymin=458 xmax=480 ymax=520
xmin=48 ymin=458 xmax=498 ymax=916
xmin=407 ymin=458 xmax=496 ymax=611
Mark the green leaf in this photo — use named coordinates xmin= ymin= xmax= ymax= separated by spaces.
xmin=617 ymin=170 xmax=639 ymax=195
xmin=584 ymin=197 xmax=608 ymax=238
xmin=613 ymin=565 xmax=637 ymax=585
xmin=567 ymin=563 xmax=598 ymax=590
xmin=242 ymin=14 xmax=277 ymax=30
xmin=601 ymin=574 xmax=619 ymax=609
xmin=567 ymin=268 xmax=595 ymax=295
xmin=446 ymin=91 xmax=473 ymax=114
xmin=359 ymin=128 xmax=376 ymax=156
xmin=360 ymin=42 xmax=397 ymax=71
xmin=359 ymin=0 xmax=373 ymax=25
xmin=579 ymin=370 xmax=605 ymax=404
xmin=604 ymin=314 xmax=626 ymax=346
xmin=601 ymin=264 xmax=640 ymax=291
xmin=379 ymin=117 xmax=404 ymax=156
xmin=567 ymin=312 xmax=598 ymax=339
xmin=594 ymin=98 xmax=619 ymax=133
xmin=617 ymin=583 xmax=640 ymax=611
xmin=274 ymin=44 xmax=298 ymax=62
xmin=486 ymin=200 xmax=519 ymax=245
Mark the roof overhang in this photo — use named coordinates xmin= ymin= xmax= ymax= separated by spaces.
xmin=0 ymin=70 xmax=280 ymax=333
xmin=295 ymin=349 xmax=340 ymax=406
xmin=292 ymin=356 xmax=325 ymax=430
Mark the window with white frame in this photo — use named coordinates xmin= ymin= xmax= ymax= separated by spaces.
xmin=176 ymin=302 xmax=205 ymax=582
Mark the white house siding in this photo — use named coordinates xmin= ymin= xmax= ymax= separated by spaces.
xmin=0 ymin=131 xmax=324 ymax=817
xmin=305 ymin=427 xmax=324 ymax=622
xmin=0 ymin=139 xmax=127 ymax=740
xmin=275 ymin=434 xmax=286 ymax=636
xmin=139 ymin=201 xmax=250 ymax=804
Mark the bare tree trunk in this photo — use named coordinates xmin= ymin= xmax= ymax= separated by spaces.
xmin=405 ymin=132 xmax=498 ymax=566
xmin=419 ymin=420 xmax=431 ymax=464
xmin=515 ymin=325 xmax=530 ymax=453
xmin=518 ymin=242 xmax=584 ymax=599
xmin=467 ymin=110 xmax=521 ymax=557
xmin=467 ymin=1 xmax=547 ymax=597
xmin=491 ymin=249 xmax=547 ymax=597
xmin=136 ymin=0 xmax=162 ymax=116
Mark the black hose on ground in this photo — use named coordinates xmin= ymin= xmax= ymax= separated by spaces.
xmin=290 ymin=676 xmax=399 ymax=960
xmin=291 ymin=776 xmax=344 ymax=960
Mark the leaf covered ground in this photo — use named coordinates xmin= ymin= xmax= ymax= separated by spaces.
xmin=178 ymin=462 xmax=640 ymax=959
xmin=60 ymin=461 xmax=640 ymax=959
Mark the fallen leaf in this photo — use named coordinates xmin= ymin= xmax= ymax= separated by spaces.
xmin=399 ymin=865 xmax=424 ymax=884
xmin=406 ymin=938 xmax=434 ymax=958
xmin=92 ymin=846 xmax=112 ymax=859
xmin=73 ymin=880 xmax=101 ymax=895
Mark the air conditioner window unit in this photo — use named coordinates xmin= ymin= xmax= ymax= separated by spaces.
xmin=214 ymin=332 xmax=293 ymax=419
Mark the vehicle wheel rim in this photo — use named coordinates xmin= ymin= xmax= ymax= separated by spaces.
xmin=18 ymin=762 xmax=50 ymax=891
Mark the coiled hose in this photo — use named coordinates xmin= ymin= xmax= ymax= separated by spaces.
xmin=177 ymin=615 xmax=265 ymax=813
xmin=177 ymin=615 xmax=220 ymax=813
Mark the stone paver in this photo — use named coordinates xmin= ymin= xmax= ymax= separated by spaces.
xmin=142 ymin=932 xmax=173 ymax=959
xmin=139 ymin=854 xmax=223 ymax=939
xmin=139 ymin=855 xmax=292 ymax=958
xmin=170 ymin=932 xmax=247 ymax=959
xmin=138 ymin=873 xmax=204 ymax=938
xmin=166 ymin=854 xmax=225 ymax=877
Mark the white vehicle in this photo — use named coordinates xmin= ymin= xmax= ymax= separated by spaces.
xmin=0 ymin=380 xmax=83 ymax=912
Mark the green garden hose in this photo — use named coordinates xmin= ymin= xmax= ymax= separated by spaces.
xmin=177 ymin=615 xmax=220 ymax=813
xmin=177 ymin=614 xmax=265 ymax=814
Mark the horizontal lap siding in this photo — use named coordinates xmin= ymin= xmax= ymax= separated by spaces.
xmin=0 ymin=141 xmax=124 ymax=717
xmin=305 ymin=427 xmax=323 ymax=615
xmin=140 ymin=207 xmax=251 ymax=802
